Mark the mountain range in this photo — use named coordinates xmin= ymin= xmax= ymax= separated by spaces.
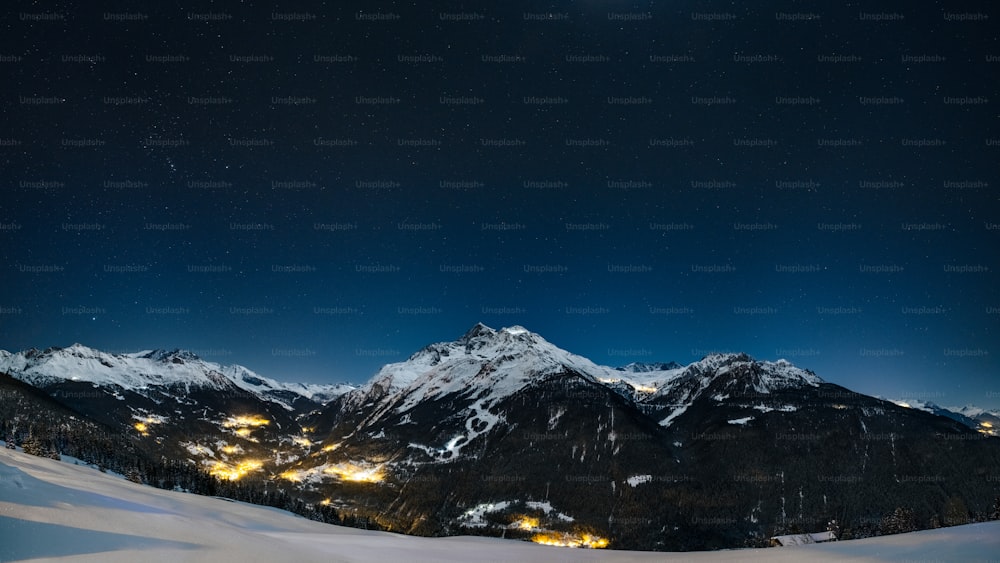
xmin=2 ymin=323 xmax=998 ymax=551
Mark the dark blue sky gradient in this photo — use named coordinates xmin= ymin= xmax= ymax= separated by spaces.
xmin=1 ymin=2 xmax=997 ymax=407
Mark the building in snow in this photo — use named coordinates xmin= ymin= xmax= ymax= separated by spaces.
xmin=769 ymin=531 xmax=837 ymax=547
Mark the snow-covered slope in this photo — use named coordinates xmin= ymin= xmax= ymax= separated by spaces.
xmin=339 ymin=325 xmax=826 ymax=429
xmin=888 ymin=400 xmax=999 ymax=435
xmin=649 ymin=353 xmax=824 ymax=427
xmin=0 ymin=344 xmax=353 ymax=407
xmin=4 ymin=447 xmax=999 ymax=562
xmin=950 ymin=405 xmax=1000 ymax=419
xmin=615 ymin=361 xmax=683 ymax=373
xmin=345 ymin=323 xmax=624 ymax=414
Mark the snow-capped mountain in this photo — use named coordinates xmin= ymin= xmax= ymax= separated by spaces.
xmin=0 ymin=343 xmax=353 ymax=408
xmin=615 ymin=361 xmax=683 ymax=373
xmin=949 ymin=405 xmax=1000 ymax=434
xmin=0 ymin=344 xmax=356 ymax=485
xmin=341 ymin=323 xmax=621 ymax=422
xmin=647 ymin=352 xmax=824 ymax=426
xmin=4 ymin=324 xmax=1000 ymax=552
xmin=290 ymin=324 xmax=1000 ymax=550
xmin=950 ymin=405 xmax=1000 ymax=419
xmin=889 ymin=401 xmax=1000 ymax=437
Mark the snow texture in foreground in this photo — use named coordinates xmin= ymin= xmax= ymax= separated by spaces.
xmin=2 ymin=448 xmax=1000 ymax=562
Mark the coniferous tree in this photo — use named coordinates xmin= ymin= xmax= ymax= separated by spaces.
xmin=880 ymin=507 xmax=917 ymax=535
xmin=943 ymin=496 xmax=970 ymax=527
xmin=21 ymin=436 xmax=44 ymax=456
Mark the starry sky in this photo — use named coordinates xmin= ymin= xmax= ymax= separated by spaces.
xmin=2 ymin=2 xmax=998 ymax=407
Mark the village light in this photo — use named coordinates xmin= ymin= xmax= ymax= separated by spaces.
xmin=530 ymin=531 xmax=608 ymax=548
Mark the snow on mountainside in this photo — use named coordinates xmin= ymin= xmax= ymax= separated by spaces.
xmin=335 ymin=324 xmax=632 ymax=457
xmin=948 ymin=405 xmax=1000 ymax=436
xmin=341 ymin=324 xmax=828 ymax=420
xmin=615 ymin=361 xmax=683 ymax=373
xmin=334 ymin=324 xmax=829 ymax=444
xmin=0 ymin=344 xmax=353 ymax=407
xmin=649 ymin=353 xmax=824 ymax=427
xmin=890 ymin=399 xmax=976 ymax=422
xmin=950 ymin=405 xmax=1000 ymax=420
xmin=347 ymin=323 xmax=624 ymax=413
xmin=657 ymin=353 xmax=822 ymax=398
xmin=0 ymin=328 xmax=825 ymax=416
xmin=888 ymin=400 xmax=999 ymax=436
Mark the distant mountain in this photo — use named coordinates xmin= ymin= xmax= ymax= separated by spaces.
xmin=0 ymin=344 xmax=352 ymax=407
xmin=2 ymin=326 xmax=999 ymax=551
xmin=0 ymin=344 xmax=354 ymax=482
xmin=615 ymin=361 xmax=684 ymax=373
xmin=949 ymin=405 xmax=1000 ymax=436
xmin=889 ymin=401 xmax=999 ymax=437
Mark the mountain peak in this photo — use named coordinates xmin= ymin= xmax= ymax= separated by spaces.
xmin=500 ymin=325 xmax=530 ymax=335
xmin=698 ymin=352 xmax=754 ymax=365
xmin=138 ymin=348 xmax=202 ymax=363
xmin=64 ymin=343 xmax=101 ymax=355
xmin=455 ymin=323 xmax=545 ymax=353
xmin=0 ymin=344 xmax=352 ymax=408
xmin=357 ymin=323 xmax=612 ymax=416
xmin=460 ymin=322 xmax=496 ymax=342
xmin=616 ymin=361 xmax=683 ymax=373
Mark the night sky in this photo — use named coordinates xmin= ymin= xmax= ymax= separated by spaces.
xmin=2 ymin=2 xmax=998 ymax=408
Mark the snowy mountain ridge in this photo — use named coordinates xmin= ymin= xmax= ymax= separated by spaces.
xmin=370 ymin=323 xmax=618 ymax=399
xmin=0 ymin=343 xmax=354 ymax=407
xmin=335 ymin=324 xmax=828 ymax=437
xmin=615 ymin=361 xmax=683 ymax=373
xmin=338 ymin=323 xmax=627 ymax=442
xmin=889 ymin=399 xmax=1000 ymax=436
xmin=4 ymin=325 xmax=1000 ymax=552
xmin=0 ymin=326 xmax=830 ymax=417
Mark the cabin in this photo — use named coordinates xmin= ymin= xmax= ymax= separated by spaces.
xmin=769 ymin=531 xmax=837 ymax=547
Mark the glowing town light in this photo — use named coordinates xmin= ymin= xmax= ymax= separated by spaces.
xmin=220 ymin=445 xmax=242 ymax=455
xmin=513 ymin=516 xmax=540 ymax=530
xmin=321 ymin=443 xmax=340 ymax=452
xmin=632 ymin=385 xmax=657 ymax=393
xmin=234 ymin=428 xmax=253 ymax=438
xmin=222 ymin=415 xmax=271 ymax=428
xmin=322 ymin=463 xmax=385 ymax=483
xmin=530 ymin=532 xmax=609 ymax=549
xmin=237 ymin=460 xmax=263 ymax=472
xmin=319 ymin=499 xmax=331 ymax=506
xmin=982 ymin=422 xmax=993 ymax=428
xmin=132 ymin=415 xmax=164 ymax=436
xmin=209 ymin=459 xmax=263 ymax=481
xmin=579 ymin=534 xmax=609 ymax=549
xmin=292 ymin=436 xmax=313 ymax=447
xmin=278 ymin=470 xmax=304 ymax=483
